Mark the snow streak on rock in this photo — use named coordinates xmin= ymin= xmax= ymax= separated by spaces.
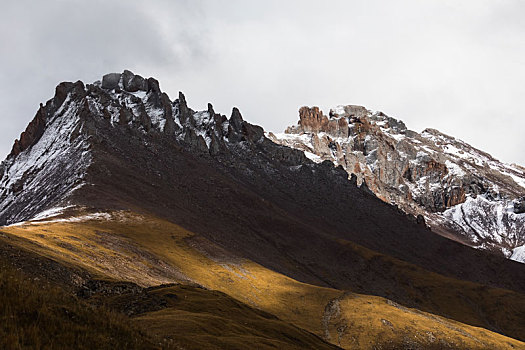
xmin=0 ymin=93 xmax=91 ymax=225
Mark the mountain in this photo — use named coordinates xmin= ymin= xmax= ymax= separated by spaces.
xmin=270 ymin=105 xmax=525 ymax=262
xmin=1 ymin=71 xmax=525 ymax=349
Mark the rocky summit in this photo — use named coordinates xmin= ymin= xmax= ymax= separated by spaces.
xmin=2 ymin=71 xmax=525 ymax=349
xmin=0 ymin=70 xmax=267 ymax=226
xmin=270 ymin=105 xmax=525 ymax=262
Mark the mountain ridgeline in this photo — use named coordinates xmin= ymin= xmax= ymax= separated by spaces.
xmin=270 ymin=105 xmax=525 ymax=262
xmin=1 ymin=71 xmax=525 ymax=349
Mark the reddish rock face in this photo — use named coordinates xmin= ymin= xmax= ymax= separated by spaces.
xmin=295 ymin=106 xmax=349 ymax=138
xmin=404 ymin=159 xmax=448 ymax=183
xmin=10 ymin=105 xmax=47 ymax=158
xmin=446 ymin=187 xmax=466 ymax=208
xmin=298 ymin=106 xmax=326 ymax=133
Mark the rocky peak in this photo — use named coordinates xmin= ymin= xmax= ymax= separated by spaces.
xmin=230 ymin=107 xmax=244 ymax=130
xmin=287 ymin=106 xmax=347 ymax=139
xmin=271 ymin=104 xmax=525 ymax=262
xmin=0 ymin=70 xmax=282 ymax=225
xmin=297 ymin=106 xmax=327 ymax=132
xmin=8 ymin=81 xmax=88 ymax=159
xmin=514 ymin=197 xmax=525 ymax=214
xmin=100 ymin=70 xmax=149 ymax=92
xmin=329 ymin=105 xmax=368 ymax=119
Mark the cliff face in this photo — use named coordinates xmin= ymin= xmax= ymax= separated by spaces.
xmin=270 ymin=105 xmax=525 ymax=261
xmin=0 ymin=81 xmax=92 ymax=224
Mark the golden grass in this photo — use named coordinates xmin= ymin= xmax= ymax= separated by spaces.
xmin=1 ymin=211 xmax=524 ymax=349
xmin=131 ymin=285 xmax=338 ymax=350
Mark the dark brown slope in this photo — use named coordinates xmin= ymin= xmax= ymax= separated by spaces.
xmin=72 ymin=103 xmax=525 ymax=295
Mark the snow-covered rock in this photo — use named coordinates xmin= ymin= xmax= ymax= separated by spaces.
xmin=271 ymin=105 xmax=525 ymax=262
xmin=511 ymin=245 xmax=525 ymax=262
xmin=0 ymin=82 xmax=91 ymax=225
xmin=0 ymin=70 xmax=261 ymax=226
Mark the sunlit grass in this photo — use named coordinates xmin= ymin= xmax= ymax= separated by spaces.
xmin=2 ymin=211 xmax=525 ymax=349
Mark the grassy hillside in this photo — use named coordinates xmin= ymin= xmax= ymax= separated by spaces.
xmin=94 ymin=283 xmax=338 ymax=350
xmin=1 ymin=211 xmax=525 ymax=349
xmin=0 ymin=259 xmax=157 ymax=350
xmin=0 ymin=257 xmax=338 ymax=350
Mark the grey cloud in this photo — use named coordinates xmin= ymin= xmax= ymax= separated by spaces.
xmin=0 ymin=0 xmax=524 ymax=167
xmin=0 ymin=0 xmax=209 ymax=157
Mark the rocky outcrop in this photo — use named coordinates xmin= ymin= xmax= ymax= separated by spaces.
xmin=515 ymin=197 xmax=525 ymax=214
xmin=271 ymin=105 xmax=525 ymax=261
xmin=0 ymin=81 xmax=92 ymax=225
xmin=9 ymin=104 xmax=47 ymax=158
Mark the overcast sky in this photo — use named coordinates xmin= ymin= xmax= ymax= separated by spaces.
xmin=1 ymin=0 xmax=524 ymax=165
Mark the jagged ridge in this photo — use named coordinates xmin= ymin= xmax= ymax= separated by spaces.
xmin=270 ymin=105 xmax=525 ymax=261
xmin=0 ymin=70 xmax=266 ymax=225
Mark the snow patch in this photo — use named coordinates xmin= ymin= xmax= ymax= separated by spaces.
xmin=331 ymin=105 xmax=346 ymax=117
xmin=130 ymin=90 xmax=147 ymax=99
xmin=304 ymin=151 xmax=322 ymax=162
xmin=445 ymin=160 xmax=466 ymax=177
xmin=511 ymin=245 xmax=525 ymax=263
xmin=443 ymin=195 xmax=525 ymax=253
xmin=8 ymin=212 xmax=113 ymax=227
xmin=31 ymin=206 xmax=75 ymax=221
xmin=382 ymin=130 xmax=405 ymax=142
xmin=146 ymin=106 xmax=166 ymax=131
xmin=271 ymin=133 xmax=315 ymax=151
